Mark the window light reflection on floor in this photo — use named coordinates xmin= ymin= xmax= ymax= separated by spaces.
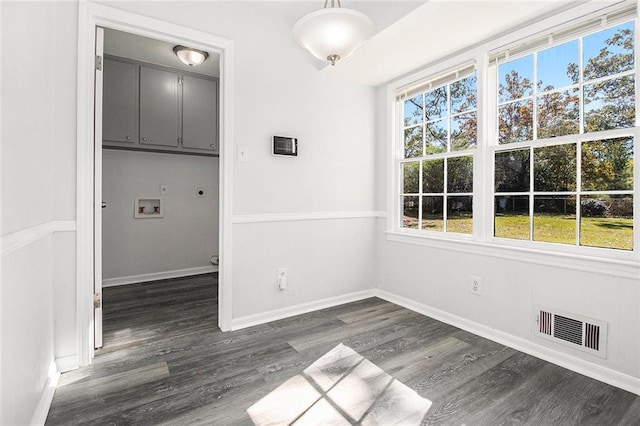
xmin=247 ymin=343 xmax=432 ymax=425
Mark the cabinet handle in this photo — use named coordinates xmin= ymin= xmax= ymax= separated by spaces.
xmin=126 ymin=135 xmax=132 ymax=140
xmin=210 ymin=144 xmax=216 ymax=150
xmin=143 ymin=137 xmax=148 ymax=142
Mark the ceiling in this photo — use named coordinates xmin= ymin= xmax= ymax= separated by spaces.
xmin=103 ymin=28 xmax=220 ymax=77
xmin=102 ymin=1 xmax=623 ymax=86
xmin=326 ymin=0 xmax=604 ymax=86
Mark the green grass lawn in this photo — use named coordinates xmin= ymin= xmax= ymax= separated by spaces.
xmin=495 ymin=214 xmax=633 ymax=250
xmin=405 ymin=214 xmax=633 ymax=250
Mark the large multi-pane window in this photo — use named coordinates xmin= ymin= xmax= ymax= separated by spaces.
xmin=400 ymin=69 xmax=476 ymax=234
xmin=494 ymin=20 xmax=635 ymax=250
xmin=395 ymin=10 xmax=637 ymax=256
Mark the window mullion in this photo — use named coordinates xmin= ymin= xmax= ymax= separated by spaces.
xmin=529 ymin=146 xmax=535 ymax=241
xmin=418 ymin=161 xmax=423 ymax=230
xmin=576 ymin=141 xmax=582 ymax=247
xmin=532 ymin=51 xmax=538 ymax=142
xmin=443 ymin=158 xmax=448 ymax=232
xmin=578 ymin=36 xmax=585 ymax=134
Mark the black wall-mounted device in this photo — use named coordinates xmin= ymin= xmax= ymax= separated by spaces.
xmin=273 ymin=136 xmax=298 ymax=156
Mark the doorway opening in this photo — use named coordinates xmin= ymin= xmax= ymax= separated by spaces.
xmin=77 ymin=2 xmax=233 ymax=366
xmin=98 ymin=27 xmax=221 ymax=351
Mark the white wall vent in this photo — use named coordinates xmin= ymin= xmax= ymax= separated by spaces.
xmin=534 ymin=306 xmax=607 ymax=358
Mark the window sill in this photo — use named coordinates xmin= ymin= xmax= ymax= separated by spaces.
xmin=385 ymin=230 xmax=640 ymax=279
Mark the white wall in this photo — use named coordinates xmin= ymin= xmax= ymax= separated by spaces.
xmin=100 ymin=1 xmax=405 ymax=322
xmin=1 ymin=238 xmax=56 ymax=425
xmin=375 ymin=235 xmax=640 ymax=381
xmin=232 ymin=218 xmax=377 ymax=320
xmin=102 ymin=150 xmax=218 ymax=281
xmin=0 ymin=2 xmax=71 ymax=423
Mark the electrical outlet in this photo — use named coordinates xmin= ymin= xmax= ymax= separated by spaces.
xmin=278 ymin=268 xmax=288 ymax=291
xmin=470 ymin=275 xmax=482 ymax=295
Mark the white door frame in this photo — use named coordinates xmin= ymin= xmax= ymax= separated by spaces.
xmin=76 ymin=1 xmax=234 ymax=365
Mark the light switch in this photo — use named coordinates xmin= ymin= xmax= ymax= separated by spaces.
xmin=237 ymin=146 xmax=249 ymax=163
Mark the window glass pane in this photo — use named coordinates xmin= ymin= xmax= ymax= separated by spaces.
xmin=537 ymin=40 xmax=579 ymax=90
xmin=447 ymin=196 xmax=473 ymax=234
xmin=534 ymin=196 xmax=576 ymax=245
xmin=447 ymin=156 xmax=473 ymax=193
xmin=451 ymin=74 xmax=477 ymax=114
xmin=582 ymin=137 xmax=634 ymax=191
xmin=498 ymin=100 xmax=534 ymax=144
xmin=537 ymin=89 xmax=579 ymax=138
xmin=404 ymin=94 xmax=423 ymax=126
xmin=422 ymin=159 xmax=444 ymax=193
xmin=451 ymin=112 xmax=477 ymax=151
xmin=580 ymin=195 xmax=633 ymax=250
xmin=402 ymin=161 xmax=420 ymax=194
xmin=402 ymin=196 xmax=419 ymax=229
xmin=583 ymin=76 xmax=635 ymax=132
xmin=499 ymin=55 xmax=533 ymax=103
xmin=404 ymin=126 xmax=423 ymax=158
xmin=534 ymin=144 xmax=576 ymax=192
xmin=495 ymin=149 xmax=530 ymax=192
xmin=425 ymin=86 xmax=447 ymax=121
xmin=425 ymin=119 xmax=448 ymax=154
xmin=422 ymin=196 xmax=444 ymax=232
xmin=583 ymin=22 xmax=635 ymax=81
xmin=495 ymin=196 xmax=530 ymax=240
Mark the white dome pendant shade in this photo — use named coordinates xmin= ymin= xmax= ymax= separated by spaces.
xmin=293 ymin=1 xmax=374 ymax=66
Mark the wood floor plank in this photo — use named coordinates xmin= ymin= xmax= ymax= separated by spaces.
xmin=46 ymin=274 xmax=640 ymax=425
xmin=422 ymin=352 xmax=547 ymax=425
xmin=53 ymin=361 xmax=170 ymax=398
xmin=619 ymin=397 xmax=640 ymax=426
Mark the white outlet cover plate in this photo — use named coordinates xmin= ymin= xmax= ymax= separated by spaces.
xmin=471 ymin=276 xmax=481 ymax=295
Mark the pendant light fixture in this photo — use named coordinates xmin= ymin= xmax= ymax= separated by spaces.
xmin=293 ymin=0 xmax=374 ymax=66
xmin=173 ymin=45 xmax=209 ymax=67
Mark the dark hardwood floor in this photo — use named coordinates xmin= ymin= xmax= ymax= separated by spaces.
xmin=46 ymin=273 xmax=640 ymax=425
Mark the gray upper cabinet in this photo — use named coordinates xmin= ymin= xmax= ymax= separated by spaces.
xmin=103 ymin=59 xmax=137 ymax=144
xmin=102 ymin=56 xmax=218 ymax=157
xmin=182 ymin=76 xmax=218 ymax=153
xmin=139 ymin=67 xmax=180 ymax=148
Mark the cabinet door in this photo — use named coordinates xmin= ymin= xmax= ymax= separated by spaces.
xmin=139 ymin=67 xmax=179 ymax=147
xmin=103 ymin=59 xmax=136 ymax=144
xmin=182 ymin=76 xmax=218 ymax=153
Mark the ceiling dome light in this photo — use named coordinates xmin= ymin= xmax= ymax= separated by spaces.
xmin=293 ymin=0 xmax=374 ymax=66
xmin=173 ymin=45 xmax=209 ymax=67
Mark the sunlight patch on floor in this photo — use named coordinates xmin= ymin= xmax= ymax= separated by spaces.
xmin=247 ymin=344 xmax=432 ymax=425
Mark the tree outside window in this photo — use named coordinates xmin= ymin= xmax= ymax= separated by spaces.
xmin=495 ymin=21 xmax=635 ymax=250
xmin=401 ymin=71 xmax=476 ymax=234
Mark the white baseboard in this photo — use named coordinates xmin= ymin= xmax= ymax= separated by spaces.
xmin=31 ymin=361 xmax=60 ymax=426
xmin=231 ymin=289 xmax=377 ymax=331
xmin=55 ymin=354 xmax=79 ymax=373
xmin=102 ymin=265 xmax=217 ymax=287
xmin=374 ymin=289 xmax=640 ymax=396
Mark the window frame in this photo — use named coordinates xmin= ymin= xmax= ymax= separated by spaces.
xmin=387 ymin=1 xmax=639 ymax=266
xmin=398 ymin=68 xmax=478 ymax=236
